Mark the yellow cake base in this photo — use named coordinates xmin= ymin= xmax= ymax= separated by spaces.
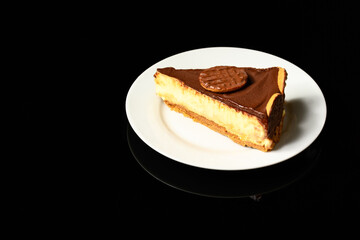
xmin=163 ymin=100 xmax=284 ymax=152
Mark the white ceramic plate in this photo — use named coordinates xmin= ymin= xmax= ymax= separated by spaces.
xmin=126 ymin=47 xmax=327 ymax=170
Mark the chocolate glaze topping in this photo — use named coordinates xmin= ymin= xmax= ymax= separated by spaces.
xmin=158 ymin=66 xmax=281 ymax=117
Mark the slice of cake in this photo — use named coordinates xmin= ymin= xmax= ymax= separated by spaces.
xmin=154 ymin=66 xmax=287 ymax=152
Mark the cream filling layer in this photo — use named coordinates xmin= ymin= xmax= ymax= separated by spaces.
xmin=155 ymin=72 xmax=274 ymax=149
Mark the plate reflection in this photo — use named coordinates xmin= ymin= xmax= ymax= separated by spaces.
xmin=127 ymin=124 xmax=322 ymax=198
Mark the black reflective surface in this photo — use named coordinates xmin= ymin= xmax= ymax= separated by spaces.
xmin=17 ymin=1 xmax=359 ymax=232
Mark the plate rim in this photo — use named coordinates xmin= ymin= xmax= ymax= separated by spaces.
xmin=125 ymin=46 xmax=327 ymax=170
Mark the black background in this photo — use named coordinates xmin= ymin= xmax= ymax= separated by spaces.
xmin=17 ymin=0 xmax=359 ymax=236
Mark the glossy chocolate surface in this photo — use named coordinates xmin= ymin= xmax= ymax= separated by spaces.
xmin=157 ymin=67 xmax=282 ymax=121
